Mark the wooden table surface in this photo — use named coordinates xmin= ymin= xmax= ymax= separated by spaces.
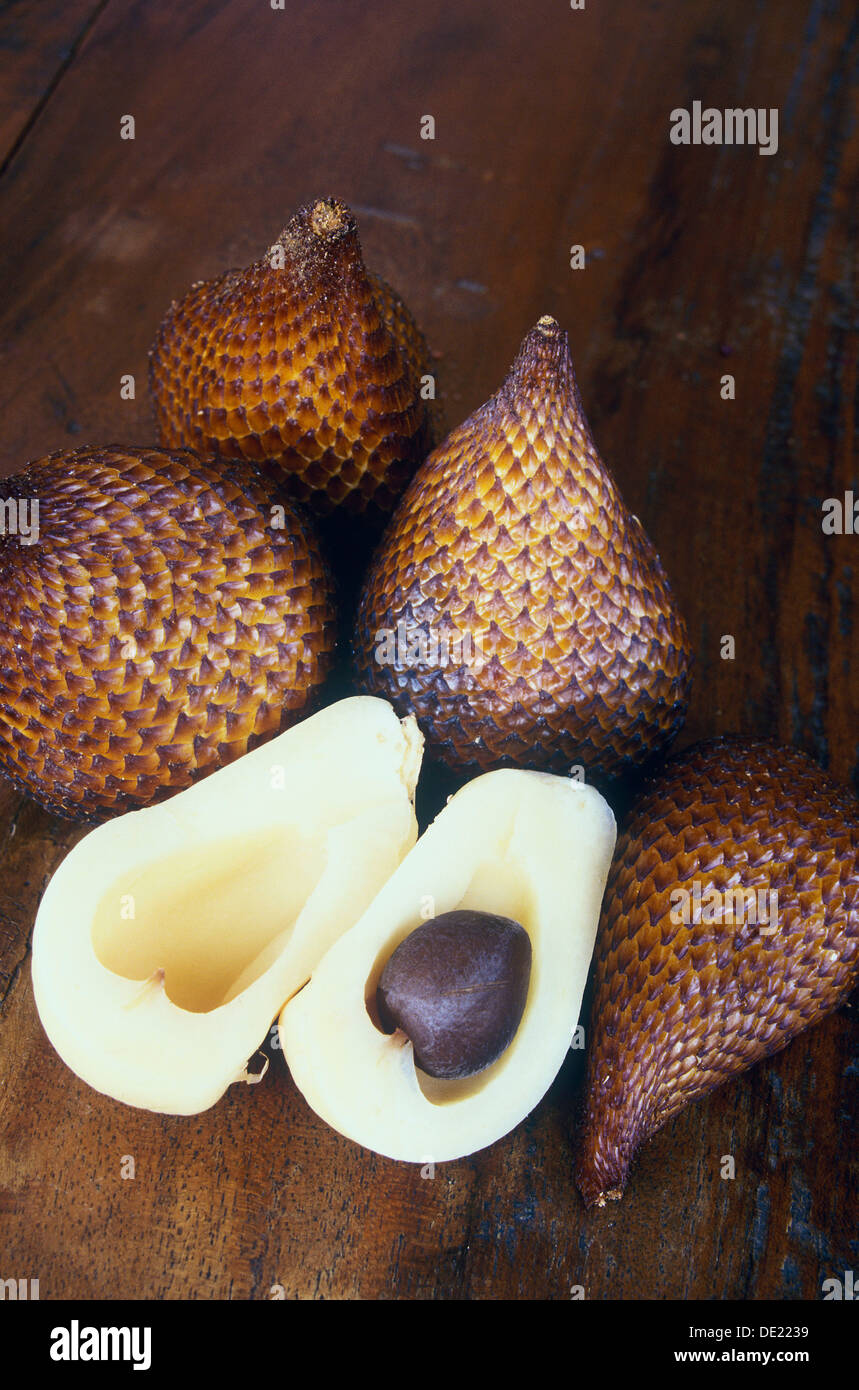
xmin=0 ymin=0 xmax=857 ymax=1301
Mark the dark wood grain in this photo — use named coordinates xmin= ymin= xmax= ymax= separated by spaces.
xmin=0 ymin=0 xmax=107 ymax=170
xmin=0 ymin=0 xmax=857 ymax=1300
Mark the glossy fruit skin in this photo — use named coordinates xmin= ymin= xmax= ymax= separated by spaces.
xmin=149 ymin=197 xmax=434 ymax=517
xmin=354 ymin=316 xmax=691 ymax=778
xmin=576 ymin=738 xmax=859 ymax=1207
xmin=0 ymin=446 xmax=336 ymax=822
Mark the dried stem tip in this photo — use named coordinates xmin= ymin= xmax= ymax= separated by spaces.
xmin=309 ymin=197 xmax=353 ymax=239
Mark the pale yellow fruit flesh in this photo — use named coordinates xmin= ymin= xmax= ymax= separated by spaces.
xmin=279 ymin=769 xmax=616 ymax=1161
xmin=32 ymin=697 xmax=423 ymax=1114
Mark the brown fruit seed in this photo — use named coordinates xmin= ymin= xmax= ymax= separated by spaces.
xmin=354 ymin=315 xmax=691 ymax=778
xmin=576 ymin=738 xmax=859 ymax=1207
xmin=149 ymin=197 xmax=435 ymax=516
xmin=0 ymin=446 xmax=336 ymax=822
xmin=377 ymin=909 xmax=532 ymax=1079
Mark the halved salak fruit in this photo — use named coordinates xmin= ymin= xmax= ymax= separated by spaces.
xmin=279 ymin=769 xmax=616 ymax=1161
xmin=32 ymin=697 xmax=422 ymax=1114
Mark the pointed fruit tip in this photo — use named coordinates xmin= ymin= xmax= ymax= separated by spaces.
xmin=268 ymin=196 xmax=360 ymax=273
xmin=308 ymin=196 xmax=355 ymax=240
xmin=519 ymin=314 xmax=570 ymax=369
xmin=503 ymin=314 xmax=578 ymax=409
xmin=575 ymin=1125 xmax=633 ymax=1207
xmin=582 ymin=1185 xmax=624 ymax=1210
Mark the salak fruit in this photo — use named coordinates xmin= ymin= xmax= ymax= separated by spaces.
xmin=149 ymin=197 xmax=434 ymax=516
xmin=576 ymin=738 xmax=859 ymax=1206
xmin=279 ymin=768 xmax=616 ymax=1161
xmin=32 ymin=697 xmax=423 ymax=1114
xmin=354 ymin=315 xmax=691 ymax=779
xmin=0 ymin=445 xmax=335 ymax=821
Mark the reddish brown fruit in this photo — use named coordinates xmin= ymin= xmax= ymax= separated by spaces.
xmin=0 ymin=446 xmax=336 ymax=822
xmin=576 ymin=738 xmax=859 ymax=1207
xmin=149 ymin=197 xmax=434 ymax=516
xmin=354 ymin=316 xmax=691 ymax=777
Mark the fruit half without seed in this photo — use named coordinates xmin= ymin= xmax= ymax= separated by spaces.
xmin=279 ymin=768 xmax=616 ymax=1161
xmin=576 ymin=738 xmax=859 ymax=1207
xmin=354 ymin=315 xmax=691 ymax=778
xmin=149 ymin=196 xmax=435 ymax=516
xmin=377 ymin=910 xmax=532 ymax=1079
xmin=31 ymin=698 xmax=423 ymax=1114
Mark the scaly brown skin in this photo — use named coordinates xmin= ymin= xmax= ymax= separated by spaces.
xmin=576 ymin=738 xmax=859 ymax=1207
xmin=148 ymin=197 xmax=435 ymax=517
xmin=354 ymin=315 xmax=691 ymax=777
xmin=0 ymin=446 xmax=336 ymax=822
